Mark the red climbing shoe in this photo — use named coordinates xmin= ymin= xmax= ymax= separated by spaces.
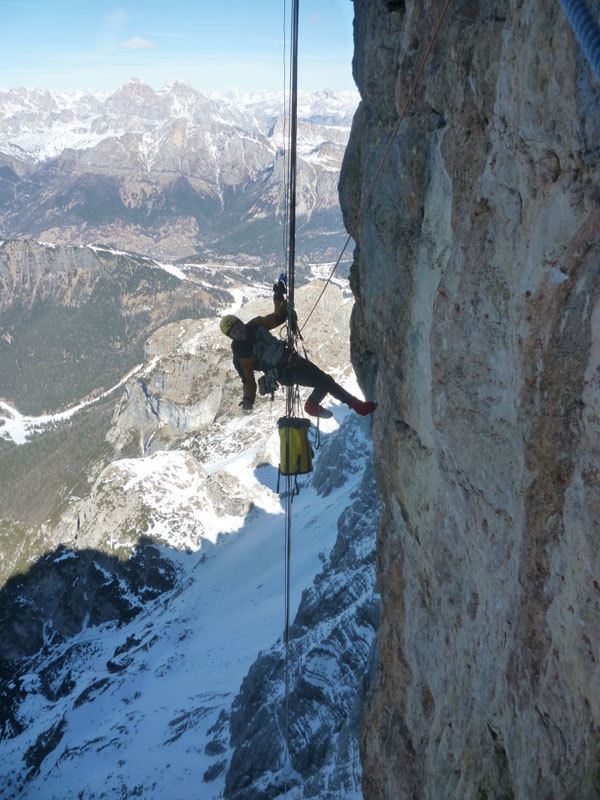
xmin=304 ymin=399 xmax=333 ymax=419
xmin=350 ymin=398 xmax=377 ymax=416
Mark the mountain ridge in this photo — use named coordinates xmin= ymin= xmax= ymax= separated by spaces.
xmin=0 ymin=81 xmax=359 ymax=262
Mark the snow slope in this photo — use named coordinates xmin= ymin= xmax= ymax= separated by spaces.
xmin=0 ymin=405 xmax=376 ymax=800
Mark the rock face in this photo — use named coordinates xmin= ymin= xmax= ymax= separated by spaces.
xmin=341 ymin=1 xmax=600 ymax=798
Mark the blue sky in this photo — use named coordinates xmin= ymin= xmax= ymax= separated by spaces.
xmin=1 ymin=0 xmax=356 ymax=93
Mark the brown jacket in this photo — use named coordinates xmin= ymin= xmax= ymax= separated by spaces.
xmin=231 ymin=297 xmax=288 ymax=404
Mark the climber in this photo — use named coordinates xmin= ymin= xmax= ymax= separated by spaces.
xmin=220 ymin=277 xmax=377 ymax=419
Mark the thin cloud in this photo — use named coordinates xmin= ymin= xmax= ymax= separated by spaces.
xmin=121 ymin=36 xmax=155 ymax=50
xmin=98 ymin=9 xmax=127 ymax=49
xmin=146 ymin=32 xmax=187 ymax=40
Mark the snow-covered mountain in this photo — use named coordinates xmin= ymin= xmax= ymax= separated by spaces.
xmin=0 ymin=83 xmax=358 ymax=164
xmin=0 ymin=279 xmax=380 ymax=799
xmin=0 ymin=81 xmax=359 ymax=263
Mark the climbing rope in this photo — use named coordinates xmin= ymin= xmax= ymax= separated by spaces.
xmin=282 ymin=0 xmax=300 ymax=790
xmin=559 ymin=0 xmax=600 ymax=83
xmin=301 ymin=0 xmax=453 ymax=332
xmin=285 ymin=0 xmax=299 ymax=368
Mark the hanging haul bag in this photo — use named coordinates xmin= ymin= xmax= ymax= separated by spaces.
xmin=277 ymin=416 xmax=313 ymax=476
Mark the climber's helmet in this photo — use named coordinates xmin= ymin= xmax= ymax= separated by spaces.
xmin=220 ymin=315 xmax=241 ymax=337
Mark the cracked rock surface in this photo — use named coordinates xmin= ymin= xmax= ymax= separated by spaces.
xmin=341 ymin=1 xmax=600 ymax=798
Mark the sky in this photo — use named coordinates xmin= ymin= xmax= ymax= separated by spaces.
xmin=1 ymin=0 xmax=356 ymax=94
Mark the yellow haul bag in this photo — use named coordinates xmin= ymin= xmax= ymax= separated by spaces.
xmin=277 ymin=416 xmax=313 ymax=476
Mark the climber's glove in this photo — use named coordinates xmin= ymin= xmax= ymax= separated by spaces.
xmin=239 ymin=398 xmax=254 ymax=412
xmin=273 ymin=275 xmax=287 ymax=300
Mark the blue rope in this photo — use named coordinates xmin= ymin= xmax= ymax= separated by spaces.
xmin=559 ymin=0 xmax=600 ymax=83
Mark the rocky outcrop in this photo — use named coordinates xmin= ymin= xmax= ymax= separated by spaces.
xmin=342 ymin=1 xmax=600 ymax=798
xmin=0 ymin=538 xmax=177 ymax=663
xmin=0 ymin=239 xmax=213 ymax=317
xmin=106 ymin=316 xmax=233 ymax=456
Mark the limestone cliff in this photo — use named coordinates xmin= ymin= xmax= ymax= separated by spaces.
xmin=341 ymin=1 xmax=600 ymax=797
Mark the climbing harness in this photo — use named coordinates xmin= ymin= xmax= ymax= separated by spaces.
xmin=559 ymin=0 xmax=600 ymax=83
xmin=253 ymin=325 xmax=288 ymax=371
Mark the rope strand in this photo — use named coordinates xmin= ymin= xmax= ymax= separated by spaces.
xmin=559 ymin=0 xmax=600 ymax=83
xmin=282 ymin=1 xmax=300 ymax=793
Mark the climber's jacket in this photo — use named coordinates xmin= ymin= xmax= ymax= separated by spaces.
xmin=231 ymin=297 xmax=291 ymax=404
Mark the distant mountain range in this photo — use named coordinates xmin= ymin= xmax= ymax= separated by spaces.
xmin=0 ymin=80 xmax=359 ymax=263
